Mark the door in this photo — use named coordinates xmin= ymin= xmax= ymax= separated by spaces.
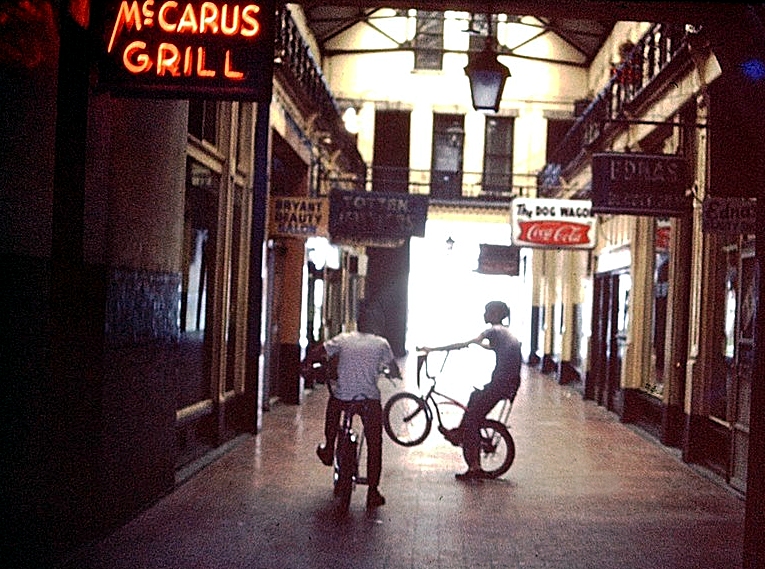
xmin=713 ymin=238 xmax=755 ymax=491
xmin=588 ymin=270 xmax=630 ymax=412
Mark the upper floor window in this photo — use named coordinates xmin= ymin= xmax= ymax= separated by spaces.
xmin=188 ymin=100 xmax=218 ymax=146
xmin=483 ymin=116 xmax=514 ymax=195
xmin=431 ymin=113 xmax=464 ymax=198
xmin=414 ymin=10 xmax=443 ymax=70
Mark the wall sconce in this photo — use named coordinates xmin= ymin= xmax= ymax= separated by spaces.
xmin=342 ymin=106 xmax=360 ymax=134
xmin=464 ymin=16 xmax=510 ymax=112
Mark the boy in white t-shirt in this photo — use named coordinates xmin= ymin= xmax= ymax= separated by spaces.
xmin=306 ymin=301 xmax=399 ymax=510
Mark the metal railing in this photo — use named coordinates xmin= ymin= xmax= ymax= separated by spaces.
xmin=539 ymin=22 xmax=691 ymax=196
xmin=274 ymin=7 xmax=366 ymax=179
xmin=318 ymin=166 xmax=537 ymax=202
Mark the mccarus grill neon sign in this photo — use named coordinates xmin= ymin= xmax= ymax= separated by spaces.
xmin=99 ymin=0 xmax=275 ymax=100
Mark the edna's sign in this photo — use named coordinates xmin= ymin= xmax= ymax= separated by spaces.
xmin=592 ymin=152 xmax=692 ymax=217
xmin=98 ymin=0 xmax=275 ymax=100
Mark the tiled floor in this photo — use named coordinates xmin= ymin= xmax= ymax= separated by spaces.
xmin=65 ymin=360 xmax=745 ymax=568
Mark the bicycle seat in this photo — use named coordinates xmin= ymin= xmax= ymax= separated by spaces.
xmin=338 ymin=399 xmax=372 ymax=416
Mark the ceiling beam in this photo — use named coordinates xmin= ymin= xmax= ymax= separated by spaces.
xmin=296 ymin=1 xmax=724 ymax=24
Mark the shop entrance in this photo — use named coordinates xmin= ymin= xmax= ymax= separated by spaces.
xmin=708 ymin=237 xmax=755 ymax=492
xmin=587 ymin=270 xmax=631 ymax=412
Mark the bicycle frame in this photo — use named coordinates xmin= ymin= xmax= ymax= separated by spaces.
xmin=336 ymin=404 xmax=367 ymax=486
xmin=332 ymin=400 xmax=370 ymax=513
xmin=415 ymin=351 xmax=468 ymax=430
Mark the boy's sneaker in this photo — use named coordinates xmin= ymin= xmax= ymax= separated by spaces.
xmin=438 ymin=426 xmax=463 ymax=446
xmin=316 ymin=444 xmax=333 ymax=466
xmin=455 ymin=469 xmax=490 ymax=482
xmin=366 ymin=488 xmax=386 ymax=509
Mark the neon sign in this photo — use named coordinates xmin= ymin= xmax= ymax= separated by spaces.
xmin=99 ymin=0 xmax=275 ymax=100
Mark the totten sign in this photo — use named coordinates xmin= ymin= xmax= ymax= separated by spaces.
xmin=97 ymin=0 xmax=275 ymax=100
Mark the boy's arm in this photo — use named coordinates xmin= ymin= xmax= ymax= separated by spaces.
xmin=386 ymin=359 xmax=402 ymax=379
xmin=420 ymin=332 xmax=485 ymax=353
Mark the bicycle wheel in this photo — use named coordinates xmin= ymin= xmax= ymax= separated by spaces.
xmin=383 ymin=392 xmax=431 ymax=446
xmin=473 ymin=419 xmax=515 ymax=478
xmin=334 ymin=434 xmax=356 ymax=513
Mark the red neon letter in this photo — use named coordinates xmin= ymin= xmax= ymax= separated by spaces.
xmin=109 ymin=1 xmax=143 ymax=53
xmin=220 ymin=5 xmax=240 ymax=35
xmin=158 ymin=1 xmax=179 ymax=32
xmin=176 ymin=3 xmax=199 ymax=33
xmin=224 ymin=50 xmax=244 ymax=79
xmin=157 ymin=42 xmax=181 ymax=76
xmin=199 ymin=2 xmax=219 ymax=33
xmin=240 ymin=4 xmax=260 ymax=37
xmin=123 ymin=41 xmax=152 ymax=73
xmin=196 ymin=47 xmax=215 ymax=77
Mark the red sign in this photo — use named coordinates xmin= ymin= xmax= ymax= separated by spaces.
xmin=97 ymin=0 xmax=275 ymax=100
xmin=518 ymin=221 xmax=591 ymax=248
xmin=511 ymin=198 xmax=597 ymax=250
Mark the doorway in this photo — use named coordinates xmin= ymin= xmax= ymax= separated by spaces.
xmin=587 ymin=270 xmax=631 ymax=412
xmin=708 ymin=237 xmax=755 ymax=492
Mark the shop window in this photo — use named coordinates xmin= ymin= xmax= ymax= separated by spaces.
xmin=180 ymin=160 xmax=219 ymax=336
xmin=646 ymin=218 xmax=670 ymax=397
xmin=188 ymin=100 xmax=218 ymax=145
xmin=482 ymin=116 xmax=514 ymax=195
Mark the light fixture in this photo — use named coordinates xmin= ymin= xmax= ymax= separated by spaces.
xmin=464 ymin=16 xmax=510 ymax=112
xmin=342 ymin=106 xmax=360 ymax=134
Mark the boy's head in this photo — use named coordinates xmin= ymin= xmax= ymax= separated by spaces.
xmin=484 ymin=301 xmax=510 ymax=325
xmin=357 ymin=300 xmax=385 ymax=335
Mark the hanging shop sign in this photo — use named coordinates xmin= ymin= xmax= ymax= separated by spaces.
xmin=328 ymin=189 xmax=428 ymax=247
xmin=476 ymin=244 xmax=520 ymax=276
xmin=702 ymin=197 xmax=757 ymax=234
xmin=269 ymin=197 xmax=328 ymax=239
xmin=591 ymin=152 xmax=692 ymax=216
xmin=511 ymin=198 xmax=597 ymax=250
xmin=97 ymin=0 xmax=275 ymax=100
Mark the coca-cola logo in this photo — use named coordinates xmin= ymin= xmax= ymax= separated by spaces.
xmin=518 ymin=221 xmax=591 ymax=247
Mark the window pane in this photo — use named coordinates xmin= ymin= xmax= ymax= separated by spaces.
xmin=483 ymin=116 xmax=513 ymax=194
xmin=414 ymin=11 xmax=443 ymax=70
xmin=188 ymin=100 xmax=204 ymax=140
xmin=431 ymin=114 xmax=464 ymax=198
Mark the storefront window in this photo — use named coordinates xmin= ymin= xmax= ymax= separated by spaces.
xmin=711 ymin=241 xmax=741 ymax=421
xmin=617 ymin=273 xmax=631 ymax=334
xmin=646 ymin=218 xmax=670 ymax=396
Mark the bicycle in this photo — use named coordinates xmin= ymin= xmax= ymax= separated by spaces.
xmin=329 ymin=366 xmax=398 ymax=514
xmin=383 ymin=349 xmax=515 ymax=478
xmin=332 ymin=398 xmax=370 ymax=514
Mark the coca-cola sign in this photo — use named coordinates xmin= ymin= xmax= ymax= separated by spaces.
xmin=511 ymin=198 xmax=597 ymax=250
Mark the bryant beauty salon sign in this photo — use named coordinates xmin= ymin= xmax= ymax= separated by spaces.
xmin=511 ymin=198 xmax=597 ymax=250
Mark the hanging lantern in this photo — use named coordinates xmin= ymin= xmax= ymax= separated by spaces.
xmin=464 ymin=38 xmax=510 ymax=112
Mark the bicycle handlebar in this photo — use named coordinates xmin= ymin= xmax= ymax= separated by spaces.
xmin=414 ymin=348 xmax=454 ymax=389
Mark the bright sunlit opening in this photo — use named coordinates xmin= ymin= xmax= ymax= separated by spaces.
xmin=407 ymin=218 xmax=531 ymax=390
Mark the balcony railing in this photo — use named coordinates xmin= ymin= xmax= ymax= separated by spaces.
xmin=539 ymin=22 xmax=691 ymax=197
xmin=319 ymin=166 xmax=537 ymax=203
xmin=274 ymin=7 xmax=366 ymax=179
